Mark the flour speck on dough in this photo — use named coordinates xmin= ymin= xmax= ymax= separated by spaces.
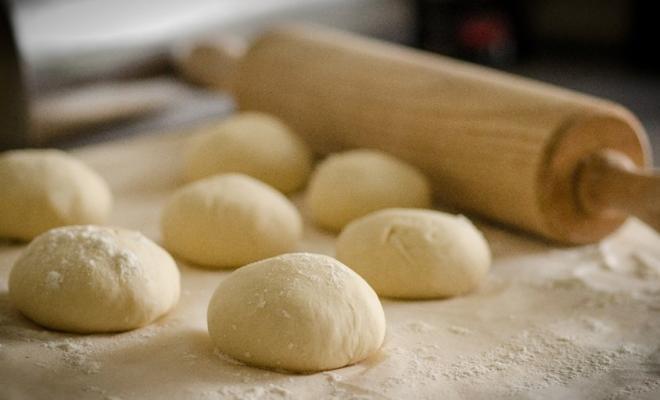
xmin=45 ymin=271 xmax=62 ymax=290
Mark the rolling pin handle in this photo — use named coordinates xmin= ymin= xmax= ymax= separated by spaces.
xmin=172 ymin=37 xmax=247 ymax=92
xmin=577 ymin=150 xmax=660 ymax=232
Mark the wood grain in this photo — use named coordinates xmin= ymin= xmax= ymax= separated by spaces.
xmin=184 ymin=24 xmax=655 ymax=243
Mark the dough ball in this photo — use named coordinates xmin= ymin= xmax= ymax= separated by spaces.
xmin=0 ymin=149 xmax=112 ymax=241
xmin=161 ymin=173 xmax=302 ymax=268
xmin=184 ymin=112 xmax=312 ymax=193
xmin=306 ymin=149 xmax=431 ymax=231
xmin=336 ymin=208 xmax=490 ymax=299
xmin=9 ymin=225 xmax=180 ymax=333
xmin=207 ymin=253 xmax=385 ymax=372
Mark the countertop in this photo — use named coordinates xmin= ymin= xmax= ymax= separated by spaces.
xmin=1 ymin=128 xmax=660 ymax=399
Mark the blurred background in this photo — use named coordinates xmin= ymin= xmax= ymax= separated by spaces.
xmin=1 ymin=0 xmax=658 ymax=162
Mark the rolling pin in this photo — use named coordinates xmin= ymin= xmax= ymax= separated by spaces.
xmin=175 ymin=25 xmax=659 ymax=244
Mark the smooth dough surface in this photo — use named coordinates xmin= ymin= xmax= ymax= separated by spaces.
xmin=9 ymin=225 xmax=180 ymax=333
xmin=161 ymin=174 xmax=302 ymax=268
xmin=336 ymin=208 xmax=491 ymax=299
xmin=0 ymin=149 xmax=112 ymax=241
xmin=305 ymin=149 xmax=431 ymax=231
xmin=184 ymin=112 xmax=312 ymax=193
xmin=207 ymin=253 xmax=386 ymax=372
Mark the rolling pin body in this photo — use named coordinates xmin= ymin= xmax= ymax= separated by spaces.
xmin=225 ymin=26 xmax=650 ymax=243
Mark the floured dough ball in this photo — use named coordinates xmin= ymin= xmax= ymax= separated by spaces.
xmin=9 ymin=225 xmax=180 ymax=333
xmin=161 ymin=173 xmax=302 ymax=268
xmin=184 ymin=112 xmax=312 ymax=193
xmin=207 ymin=253 xmax=385 ymax=372
xmin=336 ymin=208 xmax=490 ymax=299
xmin=0 ymin=149 xmax=112 ymax=241
xmin=306 ymin=149 xmax=431 ymax=231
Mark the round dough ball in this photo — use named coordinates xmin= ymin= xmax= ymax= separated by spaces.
xmin=161 ymin=173 xmax=302 ymax=268
xmin=9 ymin=225 xmax=180 ymax=333
xmin=184 ymin=112 xmax=312 ymax=193
xmin=336 ymin=208 xmax=491 ymax=299
xmin=0 ymin=149 xmax=112 ymax=241
xmin=207 ymin=253 xmax=386 ymax=372
xmin=306 ymin=149 xmax=431 ymax=231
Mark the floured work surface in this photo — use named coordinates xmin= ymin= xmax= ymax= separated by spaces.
xmin=1 ymin=132 xmax=659 ymax=400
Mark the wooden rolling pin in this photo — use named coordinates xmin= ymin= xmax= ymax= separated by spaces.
xmin=176 ymin=25 xmax=659 ymax=244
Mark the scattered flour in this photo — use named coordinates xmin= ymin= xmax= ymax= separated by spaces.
xmin=42 ymin=339 xmax=101 ymax=374
xmin=448 ymin=326 xmax=473 ymax=336
xmin=405 ymin=321 xmax=434 ymax=333
xmin=596 ymin=241 xmax=620 ymax=271
xmin=441 ymin=329 xmax=639 ymax=392
xmin=596 ymin=240 xmax=660 ymax=280
xmin=81 ymin=385 xmax=123 ymax=400
xmin=578 ymin=317 xmax=611 ymax=334
xmin=214 ymin=385 xmax=291 ymax=400
xmin=606 ymin=377 xmax=660 ymax=400
xmin=632 ymin=251 xmax=660 ymax=279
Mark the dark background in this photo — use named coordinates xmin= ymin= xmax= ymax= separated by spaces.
xmin=416 ymin=0 xmax=659 ymax=163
